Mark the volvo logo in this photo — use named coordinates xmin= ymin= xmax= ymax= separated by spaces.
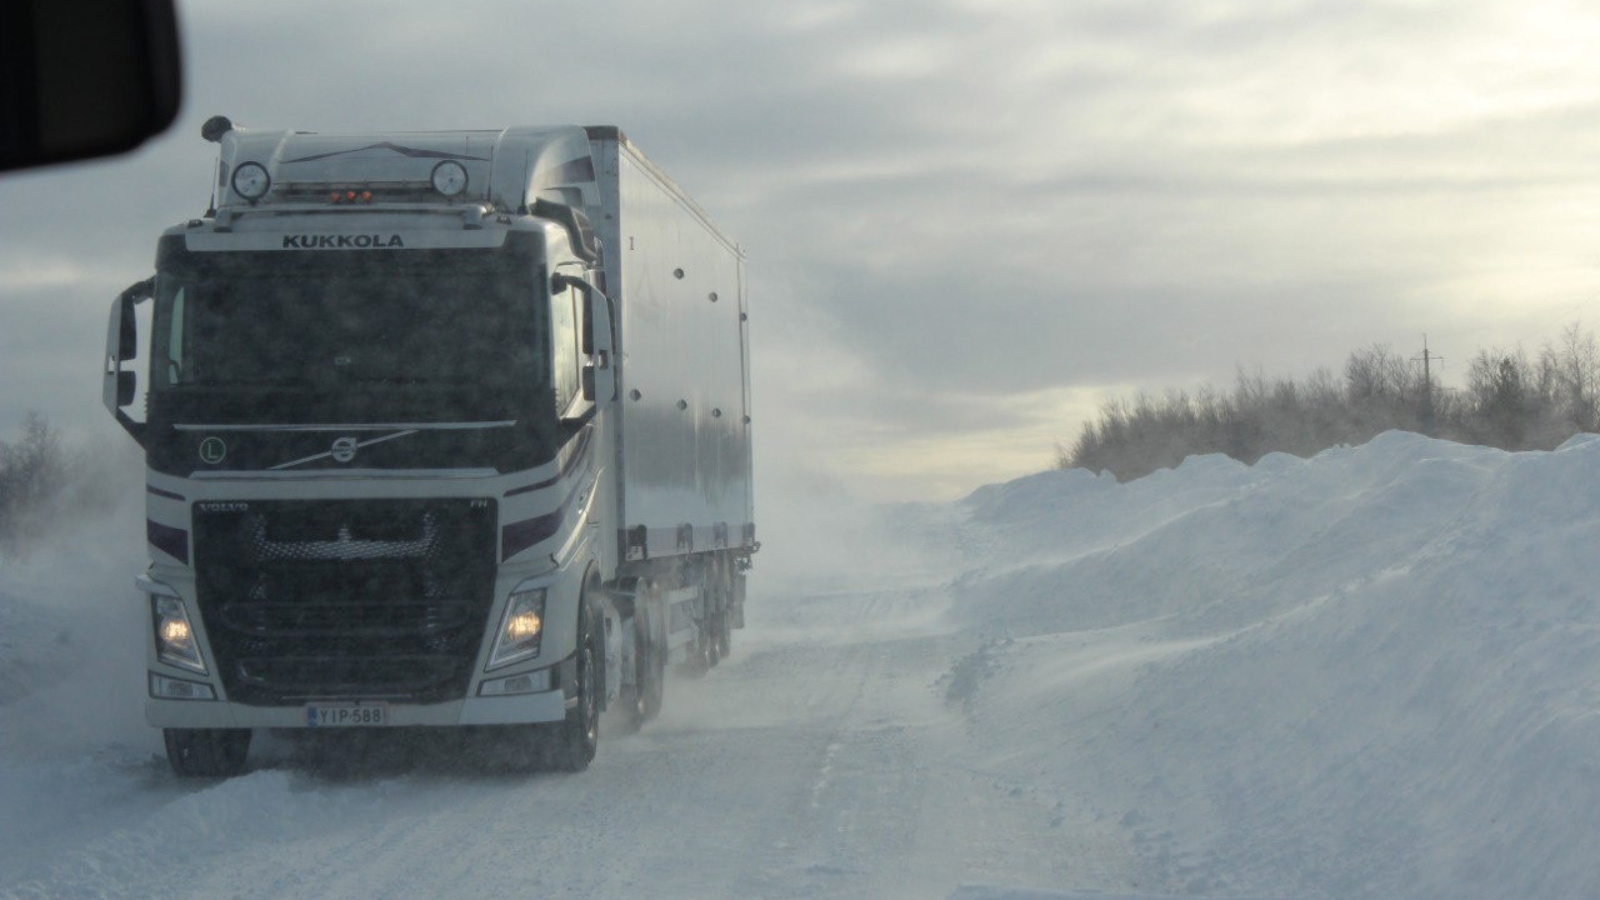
xmin=331 ymin=436 xmax=359 ymax=463
xmin=198 ymin=437 xmax=227 ymax=465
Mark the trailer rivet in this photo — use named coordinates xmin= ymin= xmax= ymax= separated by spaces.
xmin=708 ymin=292 xmax=718 ymax=302
xmin=677 ymin=399 xmax=688 ymax=411
xmin=629 ymin=389 xmax=642 ymax=401
xmin=673 ymin=268 xmax=685 ymax=279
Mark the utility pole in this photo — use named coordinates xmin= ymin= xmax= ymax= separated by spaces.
xmin=1413 ymin=334 xmax=1443 ymax=434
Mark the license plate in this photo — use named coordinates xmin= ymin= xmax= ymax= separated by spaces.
xmin=305 ymin=702 xmax=388 ymax=728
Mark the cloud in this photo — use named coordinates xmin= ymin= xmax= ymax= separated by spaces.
xmin=5 ymin=0 xmax=1600 ymax=498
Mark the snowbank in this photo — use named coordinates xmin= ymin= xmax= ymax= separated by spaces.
xmin=949 ymin=432 xmax=1600 ymax=899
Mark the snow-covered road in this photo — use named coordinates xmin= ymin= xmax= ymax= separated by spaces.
xmin=1 ymin=576 xmax=1140 ymax=900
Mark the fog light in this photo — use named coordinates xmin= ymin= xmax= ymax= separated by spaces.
xmin=149 ymin=672 xmax=216 ymax=700
xmin=488 ymin=588 xmax=545 ymax=670
xmin=478 ymin=670 xmax=549 ymax=697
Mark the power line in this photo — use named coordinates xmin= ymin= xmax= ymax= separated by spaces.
xmin=1413 ymin=334 xmax=1443 ymax=432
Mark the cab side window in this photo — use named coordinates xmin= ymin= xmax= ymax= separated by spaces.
xmin=165 ymin=286 xmax=186 ymax=386
xmin=551 ymin=280 xmax=580 ymax=413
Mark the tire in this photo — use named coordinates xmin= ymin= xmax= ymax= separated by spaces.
xmin=164 ymin=728 xmax=251 ymax=778
xmin=549 ymin=594 xmax=600 ymax=772
xmin=678 ymin=561 xmax=720 ymax=677
xmin=713 ymin=609 xmax=732 ymax=661
xmin=705 ymin=615 xmax=722 ymax=668
xmin=639 ymin=641 xmax=665 ymax=721
xmin=627 ymin=594 xmax=666 ymax=729
xmin=679 ymin=635 xmax=710 ymax=679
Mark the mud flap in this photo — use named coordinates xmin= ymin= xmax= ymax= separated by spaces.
xmin=618 ymin=612 xmax=639 ymax=690
xmin=602 ymin=609 xmax=621 ymax=708
xmin=732 ymin=573 xmax=747 ymax=629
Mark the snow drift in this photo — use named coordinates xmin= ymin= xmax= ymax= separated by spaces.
xmin=947 ymin=431 xmax=1600 ymax=899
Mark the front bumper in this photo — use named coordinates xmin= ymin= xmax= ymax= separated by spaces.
xmin=147 ymin=685 xmax=570 ymax=729
xmin=138 ymin=481 xmax=594 ymax=733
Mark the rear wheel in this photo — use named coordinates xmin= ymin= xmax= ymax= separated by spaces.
xmin=705 ymin=612 xmax=722 ymax=668
xmin=632 ymin=592 xmax=666 ymax=727
xmin=164 ymin=728 xmax=251 ymax=778
xmin=680 ymin=633 xmax=711 ymax=678
xmin=712 ymin=609 xmax=732 ymax=661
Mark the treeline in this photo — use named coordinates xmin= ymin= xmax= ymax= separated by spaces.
xmin=1064 ymin=324 xmax=1600 ymax=481
xmin=0 ymin=412 xmax=120 ymax=555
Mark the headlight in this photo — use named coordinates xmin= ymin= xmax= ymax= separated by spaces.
xmin=231 ymin=162 xmax=271 ymax=201
xmin=487 ymin=588 xmax=545 ymax=670
xmin=152 ymin=594 xmax=207 ymax=674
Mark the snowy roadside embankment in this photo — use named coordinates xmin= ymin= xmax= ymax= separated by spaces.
xmin=946 ymin=431 xmax=1600 ymax=899
xmin=0 ymin=494 xmax=162 ymax=889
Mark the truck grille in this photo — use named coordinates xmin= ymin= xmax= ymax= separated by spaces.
xmin=193 ymin=499 xmax=497 ymax=705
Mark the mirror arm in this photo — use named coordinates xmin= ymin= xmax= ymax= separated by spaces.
xmin=121 ymin=277 xmax=155 ymax=304
xmin=114 ymin=410 xmax=147 ymax=447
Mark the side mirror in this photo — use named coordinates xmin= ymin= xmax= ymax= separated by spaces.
xmin=104 ymin=278 xmax=152 ymax=445
xmin=117 ymin=288 xmax=139 ymax=360
xmin=585 ymin=286 xmax=616 ymax=405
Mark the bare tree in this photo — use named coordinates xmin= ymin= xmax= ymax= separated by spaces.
xmin=1063 ymin=324 xmax=1600 ymax=481
xmin=0 ymin=411 xmax=66 ymax=545
xmin=1551 ymin=323 xmax=1600 ymax=434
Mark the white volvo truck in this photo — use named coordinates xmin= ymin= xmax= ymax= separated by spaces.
xmin=104 ymin=118 xmax=756 ymax=776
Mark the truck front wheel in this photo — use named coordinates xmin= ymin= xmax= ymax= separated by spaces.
xmin=163 ymin=728 xmax=251 ymax=778
xmin=549 ymin=594 xmax=601 ymax=772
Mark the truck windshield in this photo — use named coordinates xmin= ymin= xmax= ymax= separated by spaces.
xmin=152 ymin=257 xmax=542 ymax=392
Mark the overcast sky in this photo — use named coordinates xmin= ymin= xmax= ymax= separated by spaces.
xmin=4 ymin=0 xmax=1600 ymax=501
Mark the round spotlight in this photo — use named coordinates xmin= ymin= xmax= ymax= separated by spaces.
xmin=431 ymin=160 xmax=469 ymax=197
xmin=231 ymin=162 xmax=271 ymax=201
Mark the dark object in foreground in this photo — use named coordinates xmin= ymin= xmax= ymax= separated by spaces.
xmin=0 ymin=0 xmax=181 ymax=173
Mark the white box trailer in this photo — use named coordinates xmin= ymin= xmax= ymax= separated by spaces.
xmin=103 ymin=118 xmax=756 ymax=776
xmin=586 ymin=129 xmax=755 ymax=572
